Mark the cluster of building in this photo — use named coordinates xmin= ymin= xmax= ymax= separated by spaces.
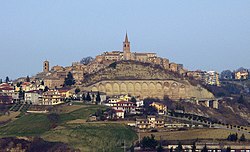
xmin=103 ymin=94 xmax=169 ymax=119
xmin=0 ymin=82 xmax=72 ymax=105
xmin=220 ymin=68 xmax=249 ymax=80
xmin=187 ymin=70 xmax=220 ymax=86
xmin=91 ymin=33 xmax=186 ymax=75
xmin=104 ymin=95 xmax=141 ymax=118
xmin=34 ymin=61 xmax=85 ymax=89
xmin=133 ymin=115 xmax=200 ymax=130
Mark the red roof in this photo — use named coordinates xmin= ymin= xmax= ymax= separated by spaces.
xmin=26 ymin=90 xmax=40 ymax=93
xmin=115 ymin=110 xmax=124 ymax=113
xmin=21 ymin=82 xmax=31 ymax=86
xmin=0 ymin=87 xmax=14 ymax=91
xmin=0 ymin=83 xmax=10 ymax=87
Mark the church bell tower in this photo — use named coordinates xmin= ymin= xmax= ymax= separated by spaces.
xmin=43 ymin=60 xmax=49 ymax=73
xmin=123 ymin=33 xmax=131 ymax=60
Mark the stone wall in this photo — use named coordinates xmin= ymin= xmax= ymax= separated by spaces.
xmin=82 ymin=61 xmax=214 ymax=100
xmin=84 ymin=80 xmax=214 ymax=100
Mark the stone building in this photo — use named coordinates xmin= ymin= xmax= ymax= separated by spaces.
xmin=90 ymin=33 xmax=186 ymax=75
xmin=43 ymin=60 xmax=49 ymax=73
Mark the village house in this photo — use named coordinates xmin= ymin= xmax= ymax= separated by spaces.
xmin=0 ymin=94 xmax=13 ymax=104
xmin=42 ymin=90 xmax=63 ymax=105
xmin=136 ymin=115 xmax=165 ymax=129
xmin=235 ymin=70 xmax=249 ymax=80
xmin=0 ymin=83 xmax=19 ymax=101
xmin=110 ymin=101 xmax=136 ymax=114
xmin=57 ymin=88 xmax=72 ymax=99
xmin=114 ymin=109 xmax=125 ymax=119
xmin=25 ymin=90 xmax=42 ymax=105
xmin=150 ymin=102 xmax=167 ymax=115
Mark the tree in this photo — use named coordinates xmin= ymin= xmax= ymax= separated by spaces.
xmin=44 ymin=86 xmax=49 ymax=92
xmin=64 ymin=72 xmax=75 ymax=86
xmin=144 ymin=106 xmax=158 ymax=115
xmin=239 ymin=134 xmax=246 ymax=142
xmin=220 ymin=70 xmax=233 ymax=80
xmin=227 ymin=133 xmax=238 ymax=142
xmin=86 ymin=92 xmax=91 ymax=102
xmin=82 ymin=94 xmax=86 ymax=101
xmin=18 ymin=87 xmax=25 ymax=100
xmin=175 ymin=141 xmax=183 ymax=152
xmin=75 ymin=88 xmax=80 ymax=94
xmin=237 ymin=95 xmax=245 ymax=104
xmin=16 ymin=82 xmax=21 ymax=87
xmin=170 ymin=147 xmax=173 ymax=152
xmin=226 ymin=147 xmax=231 ymax=152
xmin=80 ymin=56 xmax=94 ymax=65
xmin=131 ymin=97 xmax=137 ymax=103
xmin=26 ymin=76 xmax=30 ymax=82
xmin=191 ymin=142 xmax=196 ymax=152
xmin=96 ymin=92 xmax=101 ymax=104
xmin=157 ymin=144 xmax=164 ymax=152
xmin=140 ymin=134 xmax=158 ymax=150
xmin=0 ymin=79 xmax=2 ymax=84
xmin=201 ymin=144 xmax=208 ymax=152
xmin=5 ymin=76 xmax=9 ymax=83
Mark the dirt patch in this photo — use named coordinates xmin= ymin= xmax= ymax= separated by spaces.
xmin=0 ymin=112 xmax=20 ymax=122
xmin=55 ymin=105 xmax=87 ymax=114
xmin=67 ymin=119 xmax=86 ymax=124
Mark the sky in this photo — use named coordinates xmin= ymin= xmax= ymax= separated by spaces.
xmin=0 ymin=1 xmax=250 ymax=80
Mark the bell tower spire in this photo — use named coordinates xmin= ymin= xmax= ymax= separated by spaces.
xmin=123 ymin=32 xmax=131 ymax=60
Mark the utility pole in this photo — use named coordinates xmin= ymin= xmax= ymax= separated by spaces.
xmin=124 ymin=139 xmax=126 ymax=152
xmin=139 ymin=131 xmax=141 ymax=144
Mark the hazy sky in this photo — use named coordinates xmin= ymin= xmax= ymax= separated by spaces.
xmin=1 ymin=1 xmax=250 ymax=80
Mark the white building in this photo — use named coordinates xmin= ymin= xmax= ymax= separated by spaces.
xmin=25 ymin=90 xmax=42 ymax=105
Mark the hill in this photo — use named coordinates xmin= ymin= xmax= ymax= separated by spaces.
xmin=82 ymin=60 xmax=214 ymax=100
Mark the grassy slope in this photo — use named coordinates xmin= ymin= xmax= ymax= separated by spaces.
xmin=42 ymin=123 xmax=137 ymax=152
xmin=0 ymin=104 xmax=138 ymax=152
xmin=140 ymin=128 xmax=250 ymax=141
xmin=0 ymin=114 xmax=51 ymax=137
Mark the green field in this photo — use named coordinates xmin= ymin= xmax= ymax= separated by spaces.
xmin=0 ymin=104 xmax=138 ymax=151
xmin=0 ymin=114 xmax=51 ymax=136
xmin=42 ymin=123 xmax=137 ymax=152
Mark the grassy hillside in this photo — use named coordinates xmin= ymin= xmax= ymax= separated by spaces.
xmin=0 ymin=114 xmax=51 ymax=137
xmin=42 ymin=123 xmax=137 ymax=152
xmin=140 ymin=128 xmax=250 ymax=141
xmin=0 ymin=104 xmax=138 ymax=151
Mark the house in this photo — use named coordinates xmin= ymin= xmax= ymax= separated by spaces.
xmin=20 ymin=82 xmax=32 ymax=91
xmin=58 ymin=88 xmax=72 ymax=98
xmin=107 ymin=94 xmax=131 ymax=103
xmin=136 ymin=118 xmax=150 ymax=129
xmin=235 ymin=70 xmax=249 ymax=80
xmin=136 ymin=100 xmax=144 ymax=107
xmin=0 ymin=86 xmax=19 ymax=101
xmin=206 ymin=71 xmax=220 ymax=86
xmin=42 ymin=90 xmax=63 ymax=105
xmin=136 ymin=115 xmax=165 ymax=129
xmin=110 ymin=101 xmax=136 ymax=114
xmin=150 ymin=102 xmax=167 ymax=115
xmin=25 ymin=90 xmax=42 ymax=105
xmin=114 ymin=110 xmax=125 ymax=119
xmin=0 ymin=94 xmax=13 ymax=104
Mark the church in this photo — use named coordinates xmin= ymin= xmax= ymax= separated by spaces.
xmin=96 ymin=33 xmax=158 ymax=62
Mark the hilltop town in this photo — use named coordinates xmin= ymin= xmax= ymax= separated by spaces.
xmin=0 ymin=34 xmax=250 ymax=151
